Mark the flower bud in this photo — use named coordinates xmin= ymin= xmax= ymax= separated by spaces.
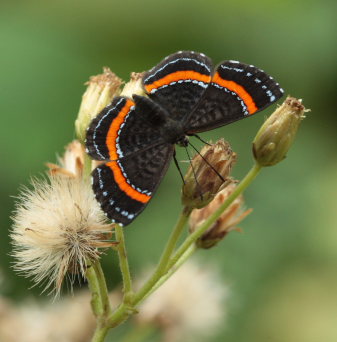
xmin=47 ymin=140 xmax=85 ymax=178
xmin=189 ymin=183 xmax=252 ymax=249
xmin=120 ymin=72 xmax=146 ymax=98
xmin=253 ymin=96 xmax=307 ymax=167
xmin=182 ymin=139 xmax=236 ymax=209
xmin=75 ymin=67 xmax=122 ymax=142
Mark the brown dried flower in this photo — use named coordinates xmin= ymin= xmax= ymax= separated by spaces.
xmin=182 ymin=139 xmax=236 ymax=209
xmin=189 ymin=183 xmax=252 ymax=249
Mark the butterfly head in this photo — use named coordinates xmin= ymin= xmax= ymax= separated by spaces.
xmin=176 ymin=135 xmax=189 ymax=148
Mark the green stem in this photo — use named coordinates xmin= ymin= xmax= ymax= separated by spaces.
xmin=86 ymin=260 xmax=104 ymax=317
xmin=98 ymin=163 xmax=262 ymax=336
xmin=86 ymin=259 xmax=112 ymax=341
xmin=146 ymin=244 xmax=197 ymax=299
xmin=92 ymin=260 xmax=112 ymax=316
xmin=91 ymin=323 xmax=109 ymax=342
xmin=132 ymin=207 xmax=191 ymax=306
xmin=168 ymin=163 xmax=262 ymax=270
xmin=115 ymin=224 xmax=133 ymax=302
xmin=107 ymin=208 xmax=192 ymax=328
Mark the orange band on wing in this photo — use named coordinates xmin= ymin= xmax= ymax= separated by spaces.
xmin=105 ymin=99 xmax=151 ymax=203
xmin=106 ymin=161 xmax=151 ymax=203
xmin=145 ymin=70 xmax=211 ymax=92
xmin=212 ymin=72 xmax=258 ymax=114
xmin=106 ymin=99 xmax=134 ymax=160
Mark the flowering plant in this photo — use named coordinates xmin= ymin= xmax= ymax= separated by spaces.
xmin=11 ymin=67 xmax=307 ymax=342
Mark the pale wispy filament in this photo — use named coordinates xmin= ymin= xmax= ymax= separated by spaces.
xmin=11 ymin=175 xmax=113 ymax=296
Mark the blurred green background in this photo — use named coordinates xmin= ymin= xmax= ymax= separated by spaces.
xmin=1 ymin=0 xmax=337 ymax=341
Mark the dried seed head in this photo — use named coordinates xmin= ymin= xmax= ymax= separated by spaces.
xmin=253 ymin=96 xmax=308 ymax=166
xmin=75 ymin=67 xmax=122 ymax=142
xmin=182 ymin=139 xmax=236 ymax=209
xmin=189 ymin=183 xmax=252 ymax=249
xmin=11 ymin=175 xmax=114 ymax=296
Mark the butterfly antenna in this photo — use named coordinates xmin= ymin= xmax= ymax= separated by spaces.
xmin=188 ymin=141 xmax=226 ymax=182
xmin=173 ymin=149 xmax=185 ymax=184
xmin=184 ymin=146 xmax=203 ymax=201
xmin=191 ymin=134 xmax=211 ymax=146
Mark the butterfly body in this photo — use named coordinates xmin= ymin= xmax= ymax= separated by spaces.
xmin=133 ymin=95 xmax=187 ymax=146
xmin=86 ymin=51 xmax=284 ymax=226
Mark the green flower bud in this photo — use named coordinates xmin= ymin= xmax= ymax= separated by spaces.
xmin=75 ymin=67 xmax=122 ymax=143
xmin=253 ymin=96 xmax=307 ymax=166
xmin=182 ymin=139 xmax=236 ymax=209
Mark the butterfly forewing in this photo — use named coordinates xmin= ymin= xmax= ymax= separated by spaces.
xmin=92 ymin=143 xmax=174 ymax=226
xmin=86 ymin=96 xmax=165 ymax=161
xmin=143 ymin=51 xmax=212 ymax=122
xmin=185 ymin=60 xmax=284 ymax=133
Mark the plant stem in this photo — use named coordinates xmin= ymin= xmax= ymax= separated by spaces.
xmin=115 ymin=224 xmax=133 ymax=302
xmin=168 ymin=163 xmax=262 ymax=269
xmin=86 ymin=259 xmax=112 ymax=341
xmin=132 ymin=207 xmax=191 ymax=306
xmin=146 ymin=244 xmax=197 ymax=299
xmin=91 ymin=323 xmax=109 ymax=342
xmin=86 ymin=259 xmax=104 ymax=317
xmin=94 ymin=163 xmax=262 ymax=338
xmin=107 ymin=208 xmax=192 ymax=328
xmin=92 ymin=260 xmax=112 ymax=316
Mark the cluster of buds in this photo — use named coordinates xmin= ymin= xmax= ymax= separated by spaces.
xmin=184 ymin=96 xmax=307 ymax=249
xmin=182 ymin=139 xmax=250 ymax=248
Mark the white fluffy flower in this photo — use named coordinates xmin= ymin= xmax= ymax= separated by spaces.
xmin=11 ymin=175 xmax=113 ymax=296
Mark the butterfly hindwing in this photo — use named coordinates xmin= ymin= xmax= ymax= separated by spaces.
xmin=143 ymin=51 xmax=212 ymax=122
xmin=86 ymin=96 xmax=165 ymax=161
xmin=92 ymin=143 xmax=174 ymax=226
xmin=185 ymin=60 xmax=284 ymax=133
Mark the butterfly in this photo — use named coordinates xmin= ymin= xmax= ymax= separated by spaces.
xmin=85 ymin=51 xmax=284 ymax=226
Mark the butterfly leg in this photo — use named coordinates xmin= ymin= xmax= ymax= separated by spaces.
xmin=173 ymin=148 xmax=185 ymax=185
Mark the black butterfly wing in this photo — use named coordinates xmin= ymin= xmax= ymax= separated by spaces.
xmin=86 ymin=96 xmax=165 ymax=161
xmin=92 ymin=143 xmax=174 ymax=226
xmin=142 ymin=51 xmax=212 ymax=122
xmin=185 ymin=60 xmax=284 ymax=133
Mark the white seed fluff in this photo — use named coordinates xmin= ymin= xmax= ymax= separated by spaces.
xmin=11 ymin=175 xmax=113 ymax=296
